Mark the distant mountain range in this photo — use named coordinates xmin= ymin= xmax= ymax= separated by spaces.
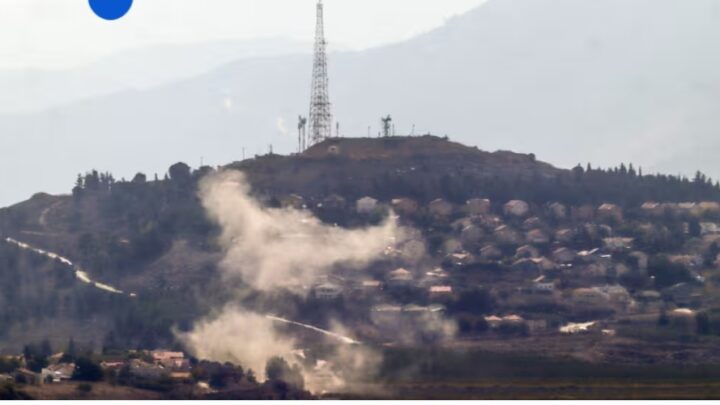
xmin=1 ymin=0 xmax=720 ymax=207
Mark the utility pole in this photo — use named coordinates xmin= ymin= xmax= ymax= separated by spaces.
xmin=298 ymin=115 xmax=308 ymax=153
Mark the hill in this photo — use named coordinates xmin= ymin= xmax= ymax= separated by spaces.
xmin=1 ymin=135 xmax=720 ymax=361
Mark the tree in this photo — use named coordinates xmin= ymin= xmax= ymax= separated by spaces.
xmin=40 ymin=339 xmax=52 ymax=358
xmin=449 ymin=288 xmax=494 ymax=315
xmin=73 ymin=357 xmax=103 ymax=382
xmin=168 ymin=162 xmax=191 ymax=183
xmin=265 ymin=357 xmax=304 ymax=389
xmin=246 ymin=369 xmax=257 ymax=384
xmin=132 ymin=173 xmax=147 ymax=184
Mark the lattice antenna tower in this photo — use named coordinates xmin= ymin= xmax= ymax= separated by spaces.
xmin=308 ymin=0 xmax=333 ymax=147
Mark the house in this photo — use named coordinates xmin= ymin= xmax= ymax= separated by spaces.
xmin=531 ymin=282 xmax=556 ymax=294
xmin=503 ymin=200 xmax=530 ymax=218
xmin=603 ymin=237 xmax=634 ymax=252
xmin=280 ymin=194 xmax=305 ymax=210
xmin=356 ymin=197 xmax=379 ymax=214
xmin=485 ymin=315 xmax=525 ymax=329
xmin=676 ymin=202 xmax=703 ymax=217
xmin=129 ymin=359 xmax=169 ymax=380
xmin=516 ymin=245 xmax=540 ymax=259
xmin=429 ymin=286 xmax=453 ymax=298
xmin=466 ymin=198 xmax=491 ymax=215
xmin=446 ymin=251 xmax=476 ymax=267
xmin=640 ymin=202 xmax=664 ymax=217
xmin=560 ymin=321 xmax=598 ymax=335
xmin=597 ymin=203 xmax=623 ymax=222
xmin=512 ymin=257 xmax=556 ymax=273
xmin=494 ymin=225 xmax=523 ymax=245
xmin=170 ymin=371 xmax=193 ymax=381
xmin=701 ymin=222 xmax=720 ymax=235
xmin=668 ymin=308 xmax=697 ymax=330
xmin=484 ymin=315 xmax=503 ymax=328
xmin=526 ymin=229 xmax=550 ymax=245
xmin=41 ymin=363 xmax=75 ymax=383
xmin=662 ymin=283 xmax=703 ymax=307
xmin=100 ymin=360 xmax=126 ymax=370
xmin=400 ymin=240 xmax=426 ymax=265
xmin=668 ymin=255 xmax=704 ymax=269
xmin=425 ymin=268 xmax=449 ymax=281
xmin=522 ymin=217 xmax=543 ymax=231
xmin=361 ymin=280 xmax=382 ymax=290
xmin=552 ymin=247 xmax=577 ymax=264
xmin=635 ymin=290 xmax=663 ymax=312
xmin=460 ymin=225 xmax=484 ymax=248
xmin=479 ymin=245 xmax=503 ymax=261
xmin=391 ymin=198 xmax=419 ymax=216
xmin=577 ymin=248 xmax=600 ymax=262
xmin=429 ymin=199 xmax=454 ymax=218
xmin=387 ymin=268 xmax=413 ymax=288
xmin=314 ymin=282 xmax=343 ymax=300
xmin=595 ymin=285 xmax=632 ymax=307
xmin=700 ymin=202 xmax=720 ymax=215
xmin=478 ymin=214 xmax=504 ymax=229
xmin=443 ymin=238 xmax=464 ymax=255
xmin=572 ymin=288 xmax=609 ymax=306
xmin=151 ymin=351 xmax=184 ymax=364
xmin=548 ymin=202 xmax=568 ymax=220
xmin=322 ymin=194 xmax=347 ymax=210
xmin=555 ymin=229 xmax=575 ymax=244
xmin=15 ymin=368 xmax=42 ymax=385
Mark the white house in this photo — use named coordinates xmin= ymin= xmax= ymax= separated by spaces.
xmin=314 ymin=282 xmax=343 ymax=300
xmin=466 ymin=198 xmax=491 ymax=215
xmin=504 ymin=200 xmax=530 ymax=218
xmin=429 ymin=199 xmax=454 ymax=218
xmin=356 ymin=197 xmax=379 ymax=214
xmin=387 ymin=268 xmax=414 ymax=288
xmin=41 ymin=364 xmax=75 ymax=383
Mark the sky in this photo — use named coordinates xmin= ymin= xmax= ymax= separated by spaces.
xmin=0 ymin=0 xmax=486 ymax=70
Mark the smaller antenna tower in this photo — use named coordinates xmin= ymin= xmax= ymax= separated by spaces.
xmin=298 ymin=115 xmax=308 ymax=152
xmin=381 ymin=115 xmax=393 ymax=137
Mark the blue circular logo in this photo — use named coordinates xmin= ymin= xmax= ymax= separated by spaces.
xmin=89 ymin=0 xmax=134 ymax=20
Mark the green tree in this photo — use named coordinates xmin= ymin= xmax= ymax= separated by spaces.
xmin=72 ymin=357 xmax=103 ymax=382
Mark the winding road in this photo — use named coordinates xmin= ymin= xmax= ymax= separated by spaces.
xmin=3 ymin=237 xmax=137 ymax=297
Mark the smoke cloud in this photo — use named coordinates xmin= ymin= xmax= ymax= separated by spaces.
xmin=181 ymin=170 xmax=408 ymax=386
xmin=180 ymin=306 xmax=296 ymax=376
xmin=198 ymin=170 xmax=401 ymax=292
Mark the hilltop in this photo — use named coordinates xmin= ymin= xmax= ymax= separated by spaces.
xmin=1 ymin=135 xmax=720 ymax=376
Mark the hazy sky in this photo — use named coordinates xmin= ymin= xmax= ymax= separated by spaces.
xmin=0 ymin=0 xmax=485 ymax=69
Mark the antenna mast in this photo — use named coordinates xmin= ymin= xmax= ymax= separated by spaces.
xmin=308 ymin=0 xmax=333 ymax=147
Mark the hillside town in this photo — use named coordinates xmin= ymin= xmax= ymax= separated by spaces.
xmin=281 ymin=193 xmax=720 ymax=343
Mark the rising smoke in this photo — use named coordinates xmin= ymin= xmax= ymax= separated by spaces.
xmin=179 ymin=170 xmax=408 ymax=386
xmin=197 ymin=170 xmax=401 ymax=292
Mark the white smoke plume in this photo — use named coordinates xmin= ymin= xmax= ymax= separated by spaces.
xmin=276 ymin=117 xmax=289 ymax=136
xmin=198 ymin=170 xmax=402 ymax=292
xmin=181 ymin=170 xmax=409 ymax=385
xmin=180 ymin=306 xmax=296 ymax=377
